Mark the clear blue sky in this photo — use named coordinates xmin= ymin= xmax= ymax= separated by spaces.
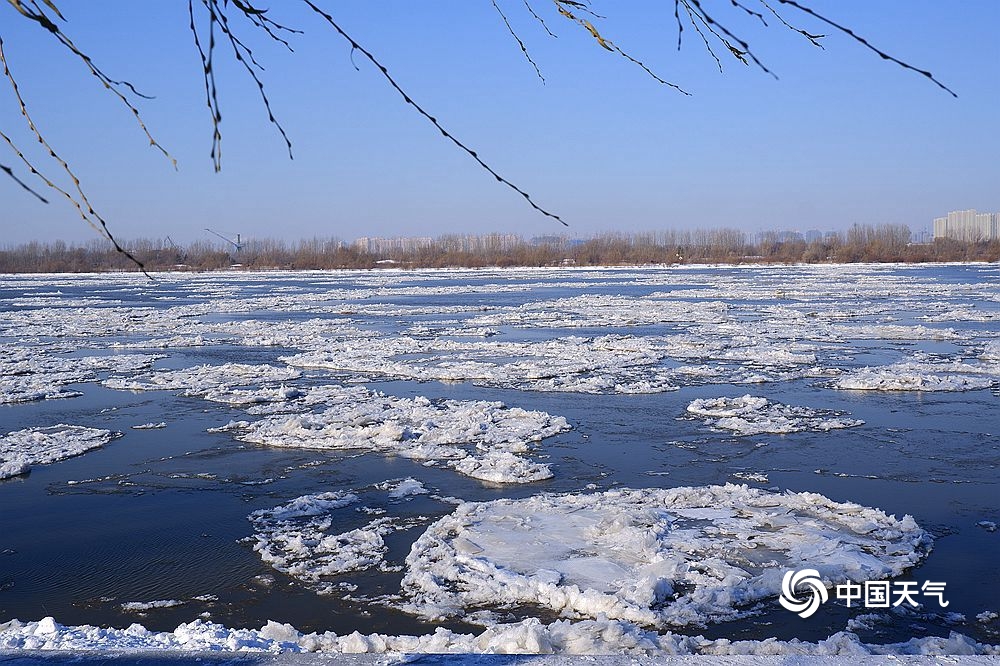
xmin=1 ymin=1 xmax=998 ymax=246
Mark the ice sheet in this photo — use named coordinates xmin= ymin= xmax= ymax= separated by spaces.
xmin=687 ymin=395 xmax=864 ymax=435
xmin=247 ymin=492 xmax=406 ymax=592
xmin=0 ymin=425 xmax=119 ymax=480
xmin=833 ymin=360 xmax=997 ymax=392
xmin=220 ymin=386 xmax=569 ymax=484
xmin=0 ymin=348 xmax=159 ymax=404
xmin=104 ymin=363 xmax=302 ymax=393
xmin=401 ymin=484 xmax=928 ymax=627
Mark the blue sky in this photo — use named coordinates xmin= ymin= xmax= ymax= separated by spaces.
xmin=2 ymin=1 xmax=998 ymax=246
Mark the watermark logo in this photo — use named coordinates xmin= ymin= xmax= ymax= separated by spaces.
xmin=779 ymin=568 xmax=829 ymax=618
xmin=779 ymin=570 xmax=950 ymax=618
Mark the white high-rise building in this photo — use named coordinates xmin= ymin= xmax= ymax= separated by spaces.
xmin=932 ymin=210 xmax=1000 ymax=242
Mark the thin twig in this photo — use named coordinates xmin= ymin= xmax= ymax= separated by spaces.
xmin=777 ymin=0 xmax=957 ymax=96
xmin=492 ymin=0 xmax=545 ymax=82
xmin=522 ymin=0 xmax=557 ymax=38
xmin=301 ymin=0 xmax=568 ymax=226
xmin=0 ymin=35 xmax=148 ymax=274
xmin=1 ymin=161 xmax=48 ymax=202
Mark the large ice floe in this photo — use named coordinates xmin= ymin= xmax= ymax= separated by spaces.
xmin=2 ymin=616 xmax=997 ymax=656
xmin=0 ymin=425 xmax=119 ymax=480
xmin=686 ymin=395 xmax=864 ymax=435
xmin=214 ymin=384 xmax=569 ymax=484
xmin=401 ymin=484 xmax=929 ymax=628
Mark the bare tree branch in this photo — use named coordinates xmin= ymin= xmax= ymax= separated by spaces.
xmin=0 ymin=34 xmax=148 ymax=274
xmin=492 ymin=0 xmax=546 ymax=82
xmin=776 ymin=0 xmax=957 ymax=97
xmin=301 ymin=0 xmax=568 ymax=226
xmin=1 ymin=161 xmax=48 ymax=202
xmin=2 ymin=0 xmax=960 ymax=264
xmin=554 ymin=1 xmax=691 ymax=94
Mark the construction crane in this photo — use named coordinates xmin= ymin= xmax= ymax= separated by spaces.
xmin=164 ymin=235 xmax=187 ymax=262
xmin=205 ymin=228 xmax=242 ymax=253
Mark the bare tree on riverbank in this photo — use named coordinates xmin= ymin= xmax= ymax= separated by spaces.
xmin=3 ymin=225 xmax=997 ymax=273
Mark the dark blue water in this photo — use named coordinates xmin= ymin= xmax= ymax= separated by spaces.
xmin=1 ymin=266 xmax=998 ymax=646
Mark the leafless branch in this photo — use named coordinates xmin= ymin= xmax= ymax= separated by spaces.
xmin=302 ymin=0 xmax=568 ymax=226
xmin=776 ymin=0 xmax=956 ymax=97
xmin=492 ymin=0 xmax=545 ymax=82
xmin=1 ymin=161 xmax=48 ymax=202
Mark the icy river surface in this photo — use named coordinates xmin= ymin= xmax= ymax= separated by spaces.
xmin=1 ymin=264 xmax=999 ymax=655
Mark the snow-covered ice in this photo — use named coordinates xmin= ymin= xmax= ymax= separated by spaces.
xmin=686 ymin=395 xmax=864 ymax=435
xmin=2 ymin=616 xmax=996 ymax=656
xmin=121 ymin=600 xmax=185 ymax=613
xmin=247 ymin=491 xmax=409 ymax=592
xmin=833 ymin=362 xmax=996 ymax=392
xmin=219 ymin=385 xmax=569 ymax=484
xmin=0 ymin=425 xmax=119 ymax=480
xmin=103 ymin=363 xmax=301 ymax=394
xmin=0 ymin=349 xmax=158 ymax=404
xmin=401 ymin=484 xmax=929 ymax=627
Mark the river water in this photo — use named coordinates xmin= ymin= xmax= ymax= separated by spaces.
xmin=1 ymin=264 xmax=998 ymax=650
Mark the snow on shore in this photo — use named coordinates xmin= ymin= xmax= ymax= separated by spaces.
xmin=401 ymin=484 xmax=929 ymax=628
xmin=686 ymin=395 xmax=863 ymax=435
xmin=0 ymin=425 xmax=119 ymax=480
xmin=2 ymin=616 xmax=995 ymax=655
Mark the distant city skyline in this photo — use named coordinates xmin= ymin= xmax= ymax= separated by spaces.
xmin=2 ymin=2 xmax=998 ymax=246
xmin=933 ymin=209 xmax=1000 ymax=242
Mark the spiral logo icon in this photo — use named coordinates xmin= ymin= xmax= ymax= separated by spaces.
xmin=779 ymin=569 xmax=829 ymax=618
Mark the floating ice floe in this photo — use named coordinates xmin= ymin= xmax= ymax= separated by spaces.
xmin=0 ymin=425 xmax=119 ymax=480
xmin=828 ymin=323 xmax=963 ymax=341
xmin=401 ymin=484 xmax=929 ymax=628
xmin=730 ymin=471 xmax=769 ymax=483
xmin=132 ymin=422 xmax=167 ymax=430
xmin=217 ymin=385 xmax=569 ymax=484
xmin=282 ymin=334 xmax=683 ymax=394
xmin=121 ymin=600 xmax=185 ymax=613
xmin=833 ymin=360 xmax=997 ymax=392
xmin=378 ymin=477 xmax=430 ymax=499
xmin=247 ymin=491 xmax=407 ymax=592
xmin=981 ymin=340 xmax=1000 ymax=360
xmin=465 ymin=294 xmax=730 ymax=329
xmin=247 ymin=485 xmax=442 ymax=593
xmin=103 ymin=363 xmax=302 ymax=394
xmin=686 ymin=395 xmax=864 ymax=435
xmin=0 ymin=349 xmax=159 ymax=404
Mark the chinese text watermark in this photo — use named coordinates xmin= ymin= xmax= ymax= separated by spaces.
xmin=779 ymin=569 xmax=949 ymax=619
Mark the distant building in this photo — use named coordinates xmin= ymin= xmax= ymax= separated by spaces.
xmin=933 ymin=210 xmax=1000 ymax=242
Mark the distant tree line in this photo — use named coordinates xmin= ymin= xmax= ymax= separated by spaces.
xmin=3 ymin=225 xmax=1000 ymax=273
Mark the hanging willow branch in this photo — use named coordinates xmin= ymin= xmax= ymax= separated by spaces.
xmin=2 ymin=0 xmax=958 ymax=268
xmin=0 ymin=32 xmax=149 ymax=274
